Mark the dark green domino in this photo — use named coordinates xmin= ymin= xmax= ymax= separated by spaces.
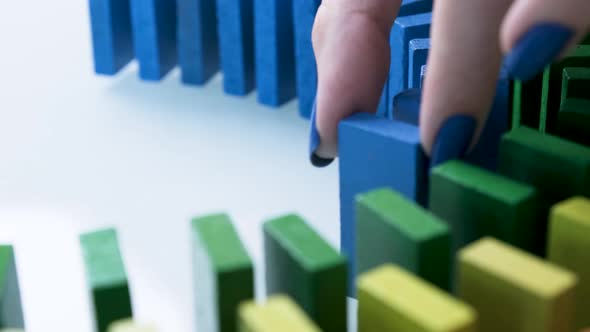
xmin=356 ymin=188 xmax=451 ymax=291
xmin=80 ymin=229 xmax=133 ymax=332
xmin=264 ymin=214 xmax=347 ymax=332
xmin=560 ymin=67 xmax=590 ymax=104
xmin=0 ymin=246 xmax=24 ymax=328
xmin=512 ymin=75 xmax=544 ymax=130
xmin=559 ymin=98 xmax=590 ymax=146
xmin=583 ymin=34 xmax=590 ymax=45
xmin=498 ymin=127 xmax=590 ymax=254
xmin=430 ymin=160 xmax=539 ymax=254
xmin=540 ymin=45 xmax=590 ymax=134
xmin=191 ymin=214 xmax=254 ymax=332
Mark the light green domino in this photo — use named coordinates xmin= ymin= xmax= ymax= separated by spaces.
xmin=192 ymin=214 xmax=254 ymax=332
xmin=458 ymin=237 xmax=578 ymax=332
xmin=357 ymin=264 xmax=477 ymax=332
xmin=238 ymin=295 xmax=322 ymax=332
xmin=548 ymin=197 xmax=590 ymax=330
xmin=0 ymin=246 xmax=24 ymax=329
xmin=108 ymin=319 xmax=157 ymax=332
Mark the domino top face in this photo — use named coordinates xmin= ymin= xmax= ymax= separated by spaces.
xmin=239 ymin=295 xmax=321 ymax=332
xmin=551 ymin=196 xmax=590 ymax=226
xmin=80 ymin=229 xmax=128 ymax=289
xmin=191 ymin=214 xmax=252 ymax=273
xmin=108 ymin=319 xmax=157 ymax=332
xmin=0 ymin=246 xmax=14 ymax=293
xmin=432 ymin=160 xmax=536 ymax=206
xmin=356 ymin=188 xmax=448 ymax=241
xmin=263 ymin=215 xmax=344 ymax=272
xmin=358 ymin=264 xmax=476 ymax=332
xmin=460 ymin=237 xmax=577 ymax=298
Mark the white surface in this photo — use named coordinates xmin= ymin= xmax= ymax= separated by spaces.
xmin=0 ymin=2 xmax=342 ymax=331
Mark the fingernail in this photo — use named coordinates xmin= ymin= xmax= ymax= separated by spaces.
xmin=430 ymin=115 xmax=477 ymax=168
xmin=504 ymin=23 xmax=574 ymax=81
xmin=309 ymin=99 xmax=334 ymax=167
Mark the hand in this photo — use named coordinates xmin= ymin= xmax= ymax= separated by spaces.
xmin=310 ymin=0 xmax=590 ymax=166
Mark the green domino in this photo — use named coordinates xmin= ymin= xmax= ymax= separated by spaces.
xmin=512 ymin=76 xmax=544 ymax=130
xmin=560 ymin=67 xmax=590 ymax=104
xmin=0 ymin=246 xmax=24 ymax=328
xmin=80 ymin=229 xmax=133 ymax=332
xmin=356 ymin=188 xmax=451 ymax=291
xmin=540 ymin=45 xmax=590 ymax=134
xmin=430 ymin=160 xmax=539 ymax=254
xmin=583 ymin=33 xmax=590 ymax=45
xmin=264 ymin=214 xmax=347 ymax=332
xmin=191 ymin=214 xmax=254 ymax=332
xmin=558 ymin=98 xmax=590 ymax=146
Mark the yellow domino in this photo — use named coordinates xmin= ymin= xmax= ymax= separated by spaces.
xmin=238 ymin=295 xmax=322 ymax=332
xmin=459 ymin=237 xmax=578 ymax=332
xmin=357 ymin=264 xmax=477 ymax=332
xmin=548 ymin=196 xmax=590 ymax=330
xmin=107 ymin=319 xmax=158 ymax=332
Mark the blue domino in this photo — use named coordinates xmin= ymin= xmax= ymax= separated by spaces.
xmin=177 ymin=0 xmax=219 ymax=85
xmin=408 ymin=38 xmax=429 ymax=89
xmin=89 ymin=0 xmax=134 ymax=75
xmin=389 ymin=13 xmax=432 ymax=105
xmin=293 ymin=0 xmax=321 ymax=118
xmin=216 ymin=0 xmax=256 ymax=95
xmin=420 ymin=64 xmax=427 ymax=89
xmin=254 ymin=0 xmax=296 ymax=106
xmin=130 ymin=0 xmax=177 ymax=81
xmin=339 ymin=114 xmax=428 ymax=295
xmin=391 ymin=88 xmax=420 ymax=125
xmin=376 ymin=0 xmax=432 ymax=117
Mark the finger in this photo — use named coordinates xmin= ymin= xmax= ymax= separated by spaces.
xmin=420 ymin=0 xmax=513 ymax=166
xmin=502 ymin=0 xmax=590 ymax=81
xmin=310 ymin=0 xmax=399 ymax=165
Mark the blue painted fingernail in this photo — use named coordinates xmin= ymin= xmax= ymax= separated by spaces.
xmin=309 ymin=99 xmax=334 ymax=167
xmin=430 ymin=115 xmax=476 ymax=168
xmin=504 ymin=23 xmax=574 ymax=81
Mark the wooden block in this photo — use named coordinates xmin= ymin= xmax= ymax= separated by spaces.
xmin=358 ymin=264 xmax=476 ymax=332
xmin=408 ymin=38 xmax=429 ymax=89
xmin=129 ymin=0 xmax=177 ymax=81
xmin=216 ymin=0 xmax=255 ymax=95
xmin=458 ymin=237 xmax=577 ymax=332
xmin=558 ymin=98 xmax=590 ymax=146
xmin=548 ymin=197 xmax=590 ymax=330
xmin=0 ymin=246 xmax=24 ymax=329
xmin=339 ymin=113 xmax=428 ymax=294
xmin=292 ymin=0 xmax=320 ymax=118
xmin=430 ymin=160 xmax=539 ymax=254
xmin=254 ymin=0 xmax=296 ymax=107
xmin=391 ymin=88 xmax=421 ymax=125
xmin=89 ymin=0 xmax=134 ymax=75
xmin=420 ymin=64 xmax=427 ymax=89
xmin=512 ymin=76 xmax=544 ymax=130
xmin=177 ymin=0 xmax=220 ymax=85
xmin=560 ymin=67 xmax=590 ymax=104
xmin=238 ymin=295 xmax=321 ymax=332
xmin=80 ymin=229 xmax=133 ymax=332
xmin=108 ymin=319 xmax=157 ymax=332
xmin=356 ymin=188 xmax=451 ymax=290
xmin=264 ymin=215 xmax=346 ymax=332
xmin=192 ymin=214 xmax=254 ymax=332
xmin=540 ymin=45 xmax=590 ymax=133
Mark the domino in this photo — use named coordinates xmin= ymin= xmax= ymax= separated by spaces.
xmin=88 ymin=0 xmax=134 ymax=75
xmin=339 ymin=113 xmax=428 ymax=294
xmin=254 ymin=0 xmax=296 ymax=107
xmin=129 ymin=0 xmax=177 ymax=81
xmin=420 ymin=64 xmax=427 ymax=89
xmin=408 ymin=38 xmax=429 ymax=89
xmin=558 ymin=98 xmax=590 ymax=146
xmin=540 ymin=45 xmax=590 ymax=133
xmin=80 ymin=229 xmax=133 ymax=332
xmin=0 ymin=246 xmax=24 ymax=329
xmin=429 ymin=160 xmax=539 ymax=254
xmin=216 ymin=0 xmax=256 ymax=95
xmin=498 ymin=127 xmax=590 ymax=249
xmin=391 ymin=88 xmax=420 ymax=125
xmin=547 ymin=197 xmax=590 ymax=330
xmin=560 ymin=67 xmax=590 ymax=103
xmin=458 ymin=237 xmax=577 ymax=332
xmin=191 ymin=214 xmax=254 ymax=332
xmin=358 ymin=264 xmax=476 ymax=332
xmin=177 ymin=0 xmax=220 ymax=85
xmin=512 ymin=76 xmax=544 ymax=130
xmin=107 ymin=319 xmax=157 ymax=332
xmin=264 ymin=214 xmax=347 ymax=332
xmin=292 ymin=0 xmax=320 ymax=118
xmin=238 ymin=295 xmax=321 ymax=332
xmin=356 ymin=188 xmax=451 ymax=290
